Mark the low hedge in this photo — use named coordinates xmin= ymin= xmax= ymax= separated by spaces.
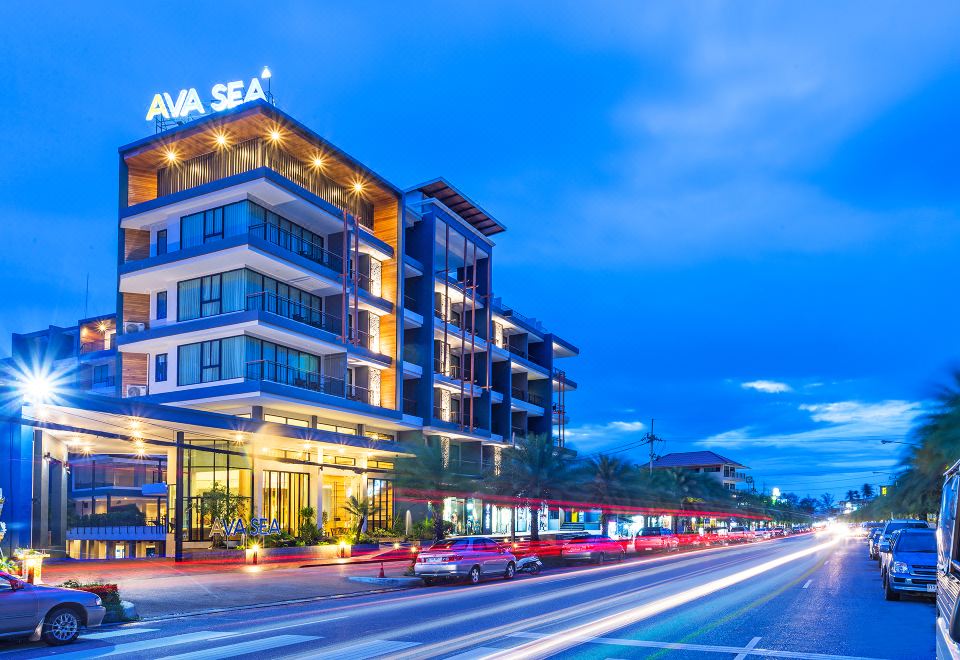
xmin=60 ymin=580 xmax=127 ymax=621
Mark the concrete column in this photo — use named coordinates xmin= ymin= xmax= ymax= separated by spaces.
xmin=174 ymin=432 xmax=185 ymax=562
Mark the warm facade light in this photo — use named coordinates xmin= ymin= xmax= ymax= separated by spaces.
xmin=96 ymin=321 xmax=108 ymax=334
xmin=311 ymin=155 xmax=325 ymax=169
xmin=352 ymin=181 xmax=364 ymax=194
xmin=164 ymin=149 xmax=178 ymax=164
xmin=268 ymin=129 xmax=281 ymax=143
xmin=214 ymin=131 xmax=229 ymax=148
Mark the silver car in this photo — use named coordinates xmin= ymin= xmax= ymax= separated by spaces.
xmin=0 ymin=571 xmax=106 ymax=645
xmin=414 ymin=536 xmax=517 ymax=585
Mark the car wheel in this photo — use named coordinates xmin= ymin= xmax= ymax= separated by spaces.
xmin=468 ymin=566 xmax=481 ymax=585
xmin=504 ymin=562 xmax=516 ymax=580
xmin=618 ymin=550 xmax=625 ymax=562
xmin=883 ymin=573 xmax=900 ymax=601
xmin=530 ymin=563 xmax=541 ymax=575
xmin=422 ymin=577 xmax=435 ymax=586
xmin=597 ymin=552 xmax=606 ymax=565
xmin=41 ymin=607 xmax=81 ymax=646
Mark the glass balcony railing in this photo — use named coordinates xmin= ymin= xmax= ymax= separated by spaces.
xmin=245 ymin=360 xmax=374 ymax=406
xmin=246 ymin=291 xmax=340 ymax=335
xmin=80 ymin=339 xmax=113 ymax=354
xmin=249 ymin=223 xmax=343 ymax=272
xmin=433 ymin=406 xmax=464 ymax=425
xmin=512 ymin=388 xmax=545 ymax=407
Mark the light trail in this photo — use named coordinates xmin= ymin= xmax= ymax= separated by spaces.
xmin=485 ymin=535 xmax=841 ymax=659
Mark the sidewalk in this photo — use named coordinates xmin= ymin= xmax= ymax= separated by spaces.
xmin=40 ymin=551 xmax=418 ymax=619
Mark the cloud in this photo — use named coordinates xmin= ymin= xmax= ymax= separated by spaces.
xmin=741 ymin=380 xmax=792 ymax=394
xmin=698 ymin=400 xmax=924 ymax=451
xmin=565 ymin=420 xmax=646 ymax=449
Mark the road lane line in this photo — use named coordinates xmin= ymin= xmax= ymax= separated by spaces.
xmin=506 ymin=632 xmax=883 ymax=660
xmin=734 ymin=636 xmax=761 ymax=660
xmin=443 ymin=649 xmax=506 ymax=659
xmin=83 ymin=628 xmax=159 ymax=640
xmin=824 ymin=560 xmax=830 ymax=565
xmin=157 ymin=634 xmax=319 ymax=660
xmin=489 ymin=537 xmax=841 ymax=659
xmin=299 ymin=638 xmax=420 ymax=659
xmin=803 ymin=579 xmax=812 ymax=589
xmin=44 ymin=631 xmax=234 ymax=659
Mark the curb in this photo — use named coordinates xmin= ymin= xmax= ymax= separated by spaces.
xmin=347 ymin=576 xmax=423 ymax=587
xmin=113 ymin=586 xmax=411 ymax=624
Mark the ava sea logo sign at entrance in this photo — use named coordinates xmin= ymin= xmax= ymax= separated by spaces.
xmin=146 ymin=77 xmax=268 ymax=122
xmin=210 ymin=516 xmax=282 ymax=539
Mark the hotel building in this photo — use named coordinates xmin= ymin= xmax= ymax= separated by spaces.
xmin=0 ymin=98 xmax=577 ymax=559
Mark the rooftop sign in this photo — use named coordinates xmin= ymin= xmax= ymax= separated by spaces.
xmin=146 ymin=76 xmax=268 ymax=122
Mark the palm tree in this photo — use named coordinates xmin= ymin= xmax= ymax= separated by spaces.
xmin=579 ymin=455 xmax=635 ymax=533
xmin=844 ymin=489 xmax=860 ymax=503
xmin=392 ymin=437 xmax=468 ymax=541
xmin=342 ymin=495 xmax=379 ymax=545
xmin=819 ymin=493 xmax=835 ymax=514
xmin=861 ymin=483 xmax=874 ymax=499
xmin=505 ymin=434 xmax=572 ymax=542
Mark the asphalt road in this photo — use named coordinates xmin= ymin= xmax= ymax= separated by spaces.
xmin=0 ymin=532 xmax=935 ymax=659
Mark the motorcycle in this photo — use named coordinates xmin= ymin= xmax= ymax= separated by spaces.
xmin=516 ymin=554 xmax=543 ymax=575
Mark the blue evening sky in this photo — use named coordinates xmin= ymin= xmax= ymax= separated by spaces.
xmin=2 ymin=2 xmax=959 ymax=497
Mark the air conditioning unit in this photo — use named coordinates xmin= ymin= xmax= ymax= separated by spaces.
xmin=126 ymin=385 xmax=148 ymax=398
xmin=124 ymin=322 xmax=146 ymax=334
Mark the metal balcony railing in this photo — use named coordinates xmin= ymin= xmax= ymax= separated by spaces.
xmin=246 ymin=291 xmax=341 ymax=335
xmin=249 ymin=223 xmax=343 ymax=272
xmin=157 ymin=137 xmax=374 ymax=229
xmin=433 ymin=406 xmax=463 ymax=425
xmin=245 ymin=360 xmax=374 ymax=406
xmin=80 ymin=339 xmax=112 ymax=354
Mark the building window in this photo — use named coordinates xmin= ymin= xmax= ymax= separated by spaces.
xmin=155 ymin=353 xmax=168 ymax=382
xmin=92 ymin=364 xmax=110 ymax=386
xmin=263 ymin=470 xmax=310 ymax=535
xmin=177 ymin=337 xmax=244 ymax=386
xmin=367 ymin=478 xmax=393 ymax=529
xmin=156 ymin=229 xmax=168 ymax=256
xmin=156 ymin=291 xmax=167 ymax=320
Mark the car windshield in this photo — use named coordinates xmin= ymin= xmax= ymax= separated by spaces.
xmin=429 ymin=539 xmax=470 ymax=550
xmin=884 ymin=522 xmax=926 ymax=535
xmin=896 ymin=532 xmax=936 ymax=553
xmin=640 ymin=528 xmax=661 ymax=536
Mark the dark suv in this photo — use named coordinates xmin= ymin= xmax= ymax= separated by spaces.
xmin=880 ymin=528 xmax=937 ymax=600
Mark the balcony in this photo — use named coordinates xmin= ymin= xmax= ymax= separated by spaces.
xmin=512 ymin=388 xmax=544 ymax=408
xmin=434 ymin=360 xmax=477 ymax=384
xmin=245 ymin=360 xmax=375 ymax=406
xmin=246 ymin=291 xmax=340 ymax=335
xmin=433 ymin=406 xmax=464 ymax=426
xmin=403 ymin=397 xmax=419 ymax=416
xmin=249 ymin=223 xmax=343 ymax=272
xmin=67 ymin=524 xmax=167 ymax=541
xmin=157 ymin=137 xmax=374 ymax=229
xmin=80 ymin=339 xmax=114 ymax=354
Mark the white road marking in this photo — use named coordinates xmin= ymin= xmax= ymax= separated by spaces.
xmin=444 ymin=648 xmax=508 ymax=659
xmin=157 ymin=634 xmax=319 ymax=660
xmin=505 ymin=632 xmax=883 ymax=660
xmin=734 ymin=636 xmax=762 ymax=660
xmin=48 ymin=631 xmax=233 ymax=659
xmin=824 ymin=560 xmax=830 ymax=565
xmin=292 ymin=638 xmax=420 ymax=659
xmin=803 ymin=579 xmax=813 ymax=589
xmin=83 ymin=628 xmax=158 ymax=640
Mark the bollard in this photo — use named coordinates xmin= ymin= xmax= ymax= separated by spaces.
xmin=378 ymin=562 xmax=385 ymax=578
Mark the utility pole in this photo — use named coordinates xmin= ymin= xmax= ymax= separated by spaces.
xmin=641 ymin=418 xmax=662 ymax=475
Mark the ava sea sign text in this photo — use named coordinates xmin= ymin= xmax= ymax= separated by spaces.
xmin=209 ymin=516 xmax=282 ymax=539
xmin=146 ymin=78 xmax=267 ymax=122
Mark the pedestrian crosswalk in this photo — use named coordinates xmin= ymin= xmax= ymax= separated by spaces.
xmin=157 ymin=634 xmax=319 ymax=660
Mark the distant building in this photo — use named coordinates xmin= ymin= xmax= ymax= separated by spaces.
xmin=651 ymin=451 xmax=748 ymax=491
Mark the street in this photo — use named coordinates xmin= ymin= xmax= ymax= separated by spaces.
xmin=0 ymin=533 xmax=934 ymax=659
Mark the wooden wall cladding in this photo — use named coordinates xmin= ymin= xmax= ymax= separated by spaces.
xmin=122 ymin=293 xmax=150 ymax=325
xmin=124 ymin=229 xmax=150 ymax=262
xmin=127 ymin=167 xmax=157 ymax=206
xmin=122 ymin=353 xmax=149 ymax=390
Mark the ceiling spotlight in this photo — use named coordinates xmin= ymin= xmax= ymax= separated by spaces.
xmin=232 ymin=433 xmax=246 ymax=446
xmin=352 ymin=181 xmax=364 ymax=194
xmin=164 ymin=149 xmax=178 ymax=164
xmin=214 ymin=131 xmax=229 ymax=148
xmin=96 ymin=321 xmax=108 ymax=334
xmin=268 ymin=129 xmax=281 ymax=143
xmin=311 ymin=155 xmax=325 ymax=169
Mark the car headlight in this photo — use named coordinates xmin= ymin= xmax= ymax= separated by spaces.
xmin=892 ymin=561 xmax=909 ymax=574
xmin=94 ymin=596 xmax=102 ymax=606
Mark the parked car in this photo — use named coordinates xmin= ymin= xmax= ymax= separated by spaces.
xmin=561 ymin=534 xmax=626 ymax=564
xmin=771 ymin=527 xmax=786 ymax=538
xmin=634 ymin=527 xmax=680 ymax=553
xmin=875 ymin=519 xmax=929 ymax=564
xmin=859 ymin=521 xmax=883 ymax=538
xmin=0 ymin=571 xmax=106 ymax=645
xmin=868 ymin=527 xmax=885 ymax=559
xmin=728 ymin=526 xmax=755 ymax=543
xmin=936 ymin=460 xmax=960 ymax=659
xmin=879 ymin=527 xmax=937 ymax=601
xmin=702 ymin=527 xmax=729 ymax=546
xmin=414 ymin=536 xmax=517 ymax=585
xmin=676 ymin=531 xmax=707 ymax=548
xmin=754 ymin=528 xmax=773 ymax=540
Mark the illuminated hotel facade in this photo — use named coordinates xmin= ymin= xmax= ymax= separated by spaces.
xmin=1 ymin=96 xmax=577 ymax=559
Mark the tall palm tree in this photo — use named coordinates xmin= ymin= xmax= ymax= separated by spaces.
xmin=505 ymin=434 xmax=572 ymax=542
xmin=342 ymin=495 xmax=379 ymax=544
xmin=580 ymin=454 xmax=635 ymax=533
xmin=392 ymin=437 xmax=468 ymax=541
